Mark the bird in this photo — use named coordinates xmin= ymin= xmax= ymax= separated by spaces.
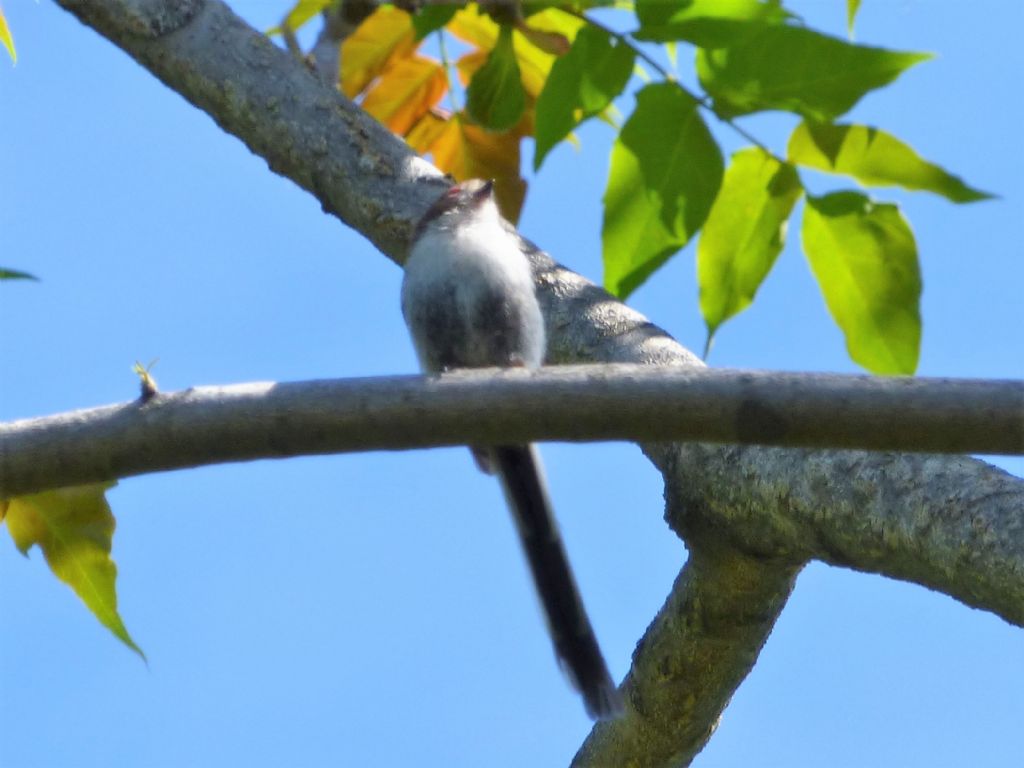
xmin=400 ymin=178 xmax=623 ymax=720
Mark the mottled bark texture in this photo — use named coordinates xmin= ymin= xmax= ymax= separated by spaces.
xmin=2 ymin=369 xmax=1020 ymax=498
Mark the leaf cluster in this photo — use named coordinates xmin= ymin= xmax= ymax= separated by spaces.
xmin=273 ymin=0 xmax=989 ymax=375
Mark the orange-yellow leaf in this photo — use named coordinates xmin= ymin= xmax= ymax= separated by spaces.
xmin=432 ymin=115 xmax=519 ymax=179
xmin=361 ymin=55 xmax=447 ymax=134
xmin=341 ymin=7 xmax=417 ymax=97
xmin=0 ymin=6 xmax=16 ymax=64
xmin=431 ymin=114 xmax=526 ymax=223
xmin=406 ymin=110 xmax=450 ymax=154
xmin=455 ymin=48 xmax=488 ymax=84
xmin=4 ymin=482 xmax=143 ymax=656
xmin=492 ymin=175 xmax=527 ymax=226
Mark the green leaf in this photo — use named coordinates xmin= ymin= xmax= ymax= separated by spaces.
xmin=534 ymin=25 xmax=634 ymax=170
xmin=635 ymin=0 xmax=789 ymax=47
xmin=698 ymin=148 xmax=803 ymax=344
xmin=847 ymin=0 xmax=862 ymax=37
xmin=0 ymin=267 xmax=38 ymax=281
xmin=802 ymin=192 xmax=921 ymax=374
xmin=466 ymin=24 xmax=526 ymax=131
xmin=412 ymin=5 xmax=457 ymax=40
xmin=0 ymin=6 xmax=15 ymax=64
xmin=787 ymin=122 xmax=992 ymax=203
xmin=697 ymin=24 xmax=930 ymax=121
xmin=4 ymin=483 xmax=144 ymax=657
xmin=603 ymin=83 xmax=724 ymax=298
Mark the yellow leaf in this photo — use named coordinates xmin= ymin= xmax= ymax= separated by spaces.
xmin=341 ymin=7 xmax=417 ymax=97
xmin=361 ymin=55 xmax=447 ymax=135
xmin=523 ymin=7 xmax=586 ymax=40
xmin=5 ymin=482 xmax=143 ymax=657
xmin=430 ymin=114 xmax=526 ymax=223
xmin=406 ymin=111 xmax=450 ymax=155
xmin=0 ymin=6 xmax=16 ymax=64
xmin=267 ymin=0 xmax=333 ymax=36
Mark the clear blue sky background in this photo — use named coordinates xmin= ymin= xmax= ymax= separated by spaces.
xmin=2 ymin=2 xmax=1022 ymax=766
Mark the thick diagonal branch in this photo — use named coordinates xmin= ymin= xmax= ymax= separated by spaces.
xmin=574 ymin=545 xmax=800 ymax=767
xmin=58 ymin=0 xmax=444 ymax=261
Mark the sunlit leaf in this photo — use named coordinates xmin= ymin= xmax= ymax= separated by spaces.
xmin=340 ymin=7 xmax=417 ymax=97
xmin=455 ymin=47 xmax=488 ymax=81
xmin=430 ymin=113 xmax=526 ymax=223
xmin=802 ymin=192 xmax=921 ymax=374
xmin=534 ymin=25 xmax=634 ymax=169
xmin=0 ymin=267 xmax=38 ymax=280
xmin=5 ymin=483 xmax=143 ymax=656
xmin=411 ymin=4 xmax=457 ymax=40
xmin=360 ymin=55 xmax=447 ymax=135
xmin=516 ymin=6 xmax=584 ymax=48
xmin=665 ymin=41 xmax=677 ymax=68
xmin=0 ymin=6 xmax=15 ymax=64
xmin=847 ymin=0 xmax=862 ymax=37
xmin=456 ymin=51 xmax=538 ymax=137
xmin=697 ymin=24 xmax=930 ymax=121
xmin=698 ymin=148 xmax=803 ymax=344
xmin=449 ymin=5 xmax=582 ymax=98
xmin=603 ymin=83 xmax=724 ymax=298
xmin=466 ymin=24 xmax=525 ymax=131
xmin=635 ymin=0 xmax=789 ymax=47
xmin=406 ymin=110 xmax=450 ymax=155
xmin=787 ymin=122 xmax=992 ymax=203
xmin=267 ymin=0 xmax=333 ymax=36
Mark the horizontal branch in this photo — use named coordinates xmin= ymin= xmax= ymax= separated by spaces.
xmin=1 ymin=365 xmax=1021 ymax=497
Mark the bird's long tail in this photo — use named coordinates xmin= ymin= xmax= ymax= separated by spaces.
xmin=490 ymin=444 xmax=623 ymax=720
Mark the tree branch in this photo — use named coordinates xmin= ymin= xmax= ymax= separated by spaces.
xmin=56 ymin=0 xmax=445 ymax=262
xmin=1 ymin=366 xmax=1021 ymax=498
xmin=43 ymin=2 xmax=1024 ymax=766
xmin=659 ymin=443 xmax=1024 ymax=626
xmin=574 ymin=545 xmax=800 ymax=767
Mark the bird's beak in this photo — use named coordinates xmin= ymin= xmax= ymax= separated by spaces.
xmin=475 ymin=179 xmax=495 ymax=201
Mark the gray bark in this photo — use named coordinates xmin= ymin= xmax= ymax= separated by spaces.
xmin=1 ymin=367 xmax=1021 ymax=498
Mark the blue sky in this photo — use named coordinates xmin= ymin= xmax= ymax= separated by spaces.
xmin=1 ymin=2 xmax=1022 ymax=766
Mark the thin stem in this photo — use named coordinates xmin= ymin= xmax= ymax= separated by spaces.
xmin=436 ymin=28 xmax=460 ymax=113
xmin=566 ymin=8 xmax=671 ymax=81
xmin=566 ymin=9 xmax=778 ymax=160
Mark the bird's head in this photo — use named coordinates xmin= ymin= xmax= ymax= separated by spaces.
xmin=415 ymin=179 xmax=497 ymax=236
